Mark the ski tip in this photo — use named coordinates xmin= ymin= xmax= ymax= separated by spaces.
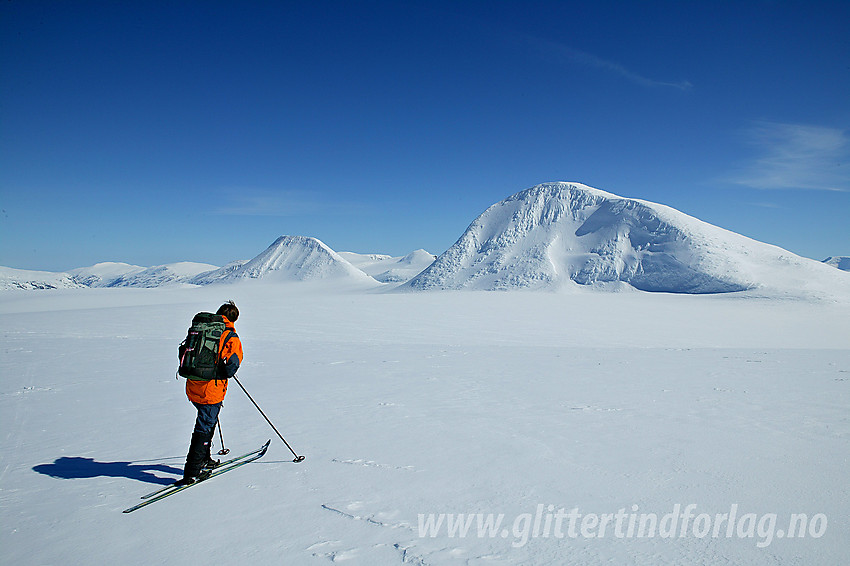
xmin=258 ymin=440 xmax=271 ymax=455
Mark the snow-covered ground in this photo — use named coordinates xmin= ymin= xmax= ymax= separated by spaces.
xmin=1 ymin=283 xmax=847 ymax=565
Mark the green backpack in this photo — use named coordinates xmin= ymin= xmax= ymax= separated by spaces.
xmin=177 ymin=312 xmax=232 ymax=381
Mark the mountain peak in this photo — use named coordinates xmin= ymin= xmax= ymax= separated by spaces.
xmin=204 ymin=235 xmax=377 ymax=283
xmin=408 ymin=182 xmax=849 ymax=297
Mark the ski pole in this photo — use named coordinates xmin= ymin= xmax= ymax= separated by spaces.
xmin=232 ymin=375 xmax=306 ymax=463
xmin=216 ymin=419 xmax=230 ymax=455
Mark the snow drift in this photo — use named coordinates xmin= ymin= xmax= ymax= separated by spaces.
xmin=407 ymin=182 xmax=850 ymax=298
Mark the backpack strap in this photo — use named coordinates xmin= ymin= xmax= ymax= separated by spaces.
xmin=216 ymin=329 xmax=240 ymax=380
xmin=220 ymin=329 xmax=237 ymax=355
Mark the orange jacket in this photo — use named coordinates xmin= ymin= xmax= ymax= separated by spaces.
xmin=186 ymin=316 xmax=242 ymax=405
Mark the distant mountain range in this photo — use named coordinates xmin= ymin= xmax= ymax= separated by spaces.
xmin=0 ymin=238 xmax=436 ymax=290
xmin=2 ymin=182 xmax=847 ymax=297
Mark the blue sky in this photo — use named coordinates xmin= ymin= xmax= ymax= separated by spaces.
xmin=1 ymin=0 xmax=848 ymax=271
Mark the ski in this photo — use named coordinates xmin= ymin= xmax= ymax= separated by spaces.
xmin=122 ymin=440 xmax=271 ymax=513
xmin=139 ymin=441 xmax=271 ymax=500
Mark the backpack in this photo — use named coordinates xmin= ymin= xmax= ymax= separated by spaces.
xmin=177 ymin=312 xmax=234 ymax=380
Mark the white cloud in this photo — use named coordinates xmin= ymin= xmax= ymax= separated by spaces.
xmin=527 ymin=36 xmax=692 ymax=91
xmin=732 ymin=121 xmax=850 ymax=192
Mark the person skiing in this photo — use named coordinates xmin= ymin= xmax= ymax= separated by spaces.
xmin=176 ymin=300 xmax=243 ymax=485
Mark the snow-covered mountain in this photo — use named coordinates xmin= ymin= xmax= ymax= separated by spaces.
xmin=0 ymin=238 xmax=425 ymax=290
xmin=823 ymin=256 xmax=850 ymax=271
xmin=197 ymin=235 xmax=378 ymax=284
xmin=66 ymin=262 xmax=146 ymax=287
xmin=0 ymin=266 xmax=86 ymax=291
xmin=0 ymin=262 xmax=217 ymax=290
xmin=189 ymin=260 xmax=249 ymax=285
xmin=2 ymin=184 xmax=847 ymax=298
xmin=106 ymin=262 xmax=219 ymax=287
xmin=407 ymin=182 xmax=850 ymax=298
xmin=339 ymin=249 xmax=436 ymax=283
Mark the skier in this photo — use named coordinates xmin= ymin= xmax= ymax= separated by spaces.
xmin=176 ymin=301 xmax=243 ymax=486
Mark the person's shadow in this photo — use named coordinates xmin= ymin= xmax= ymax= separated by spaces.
xmin=34 ymin=457 xmax=183 ymax=486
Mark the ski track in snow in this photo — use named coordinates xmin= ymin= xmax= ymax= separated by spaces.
xmin=331 ymin=458 xmax=417 ymax=472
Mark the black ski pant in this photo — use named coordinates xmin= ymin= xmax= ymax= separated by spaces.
xmin=183 ymin=401 xmax=221 ymax=478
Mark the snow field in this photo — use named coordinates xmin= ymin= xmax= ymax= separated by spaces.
xmin=1 ymin=284 xmax=848 ymax=564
